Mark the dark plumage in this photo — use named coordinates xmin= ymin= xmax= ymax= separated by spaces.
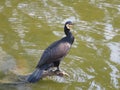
xmin=27 ymin=21 xmax=74 ymax=83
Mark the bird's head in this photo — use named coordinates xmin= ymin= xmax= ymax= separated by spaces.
xmin=65 ymin=21 xmax=74 ymax=30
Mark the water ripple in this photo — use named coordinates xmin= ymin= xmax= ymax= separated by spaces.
xmin=0 ymin=47 xmax=16 ymax=73
xmin=106 ymin=61 xmax=120 ymax=89
xmin=107 ymin=42 xmax=120 ymax=64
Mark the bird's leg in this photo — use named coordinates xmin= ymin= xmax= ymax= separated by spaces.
xmin=56 ymin=66 xmax=60 ymax=72
xmin=53 ymin=61 xmax=61 ymax=72
xmin=54 ymin=66 xmax=69 ymax=77
xmin=54 ymin=66 xmax=61 ymax=74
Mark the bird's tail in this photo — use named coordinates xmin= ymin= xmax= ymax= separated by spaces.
xmin=26 ymin=68 xmax=43 ymax=83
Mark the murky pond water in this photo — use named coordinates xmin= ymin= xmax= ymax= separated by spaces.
xmin=0 ymin=0 xmax=120 ymax=90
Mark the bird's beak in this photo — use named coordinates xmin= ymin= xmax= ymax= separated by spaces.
xmin=66 ymin=23 xmax=74 ymax=30
xmin=68 ymin=24 xmax=74 ymax=30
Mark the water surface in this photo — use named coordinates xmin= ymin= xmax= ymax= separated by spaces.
xmin=0 ymin=0 xmax=120 ymax=90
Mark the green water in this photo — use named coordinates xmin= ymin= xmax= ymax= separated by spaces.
xmin=0 ymin=0 xmax=120 ymax=90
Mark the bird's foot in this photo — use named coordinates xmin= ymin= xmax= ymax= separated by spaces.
xmin=54 ymin=69 xmax=60 ymax=73
xmin=54 ymin=70 xmax=69 ymax=77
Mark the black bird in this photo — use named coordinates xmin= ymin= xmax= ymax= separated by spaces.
xmin=27 ymin=21 xmax=74 ymax=83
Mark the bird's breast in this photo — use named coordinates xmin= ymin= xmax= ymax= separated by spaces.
xmin=50 ymin=42 xmax=71 ymax=59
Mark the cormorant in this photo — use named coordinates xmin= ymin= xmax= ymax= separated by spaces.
xmin=27 ymin=21 xmax=74 ymax=83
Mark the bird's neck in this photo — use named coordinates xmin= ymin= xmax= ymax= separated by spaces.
xmin=64 ymin=28 xmax=74 ymax=44
xmin=64 ymin=26 xmax=72 ymax=36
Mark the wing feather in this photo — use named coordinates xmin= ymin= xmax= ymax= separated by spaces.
xmin=36 ymin=40 xmax=71 ymax=68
